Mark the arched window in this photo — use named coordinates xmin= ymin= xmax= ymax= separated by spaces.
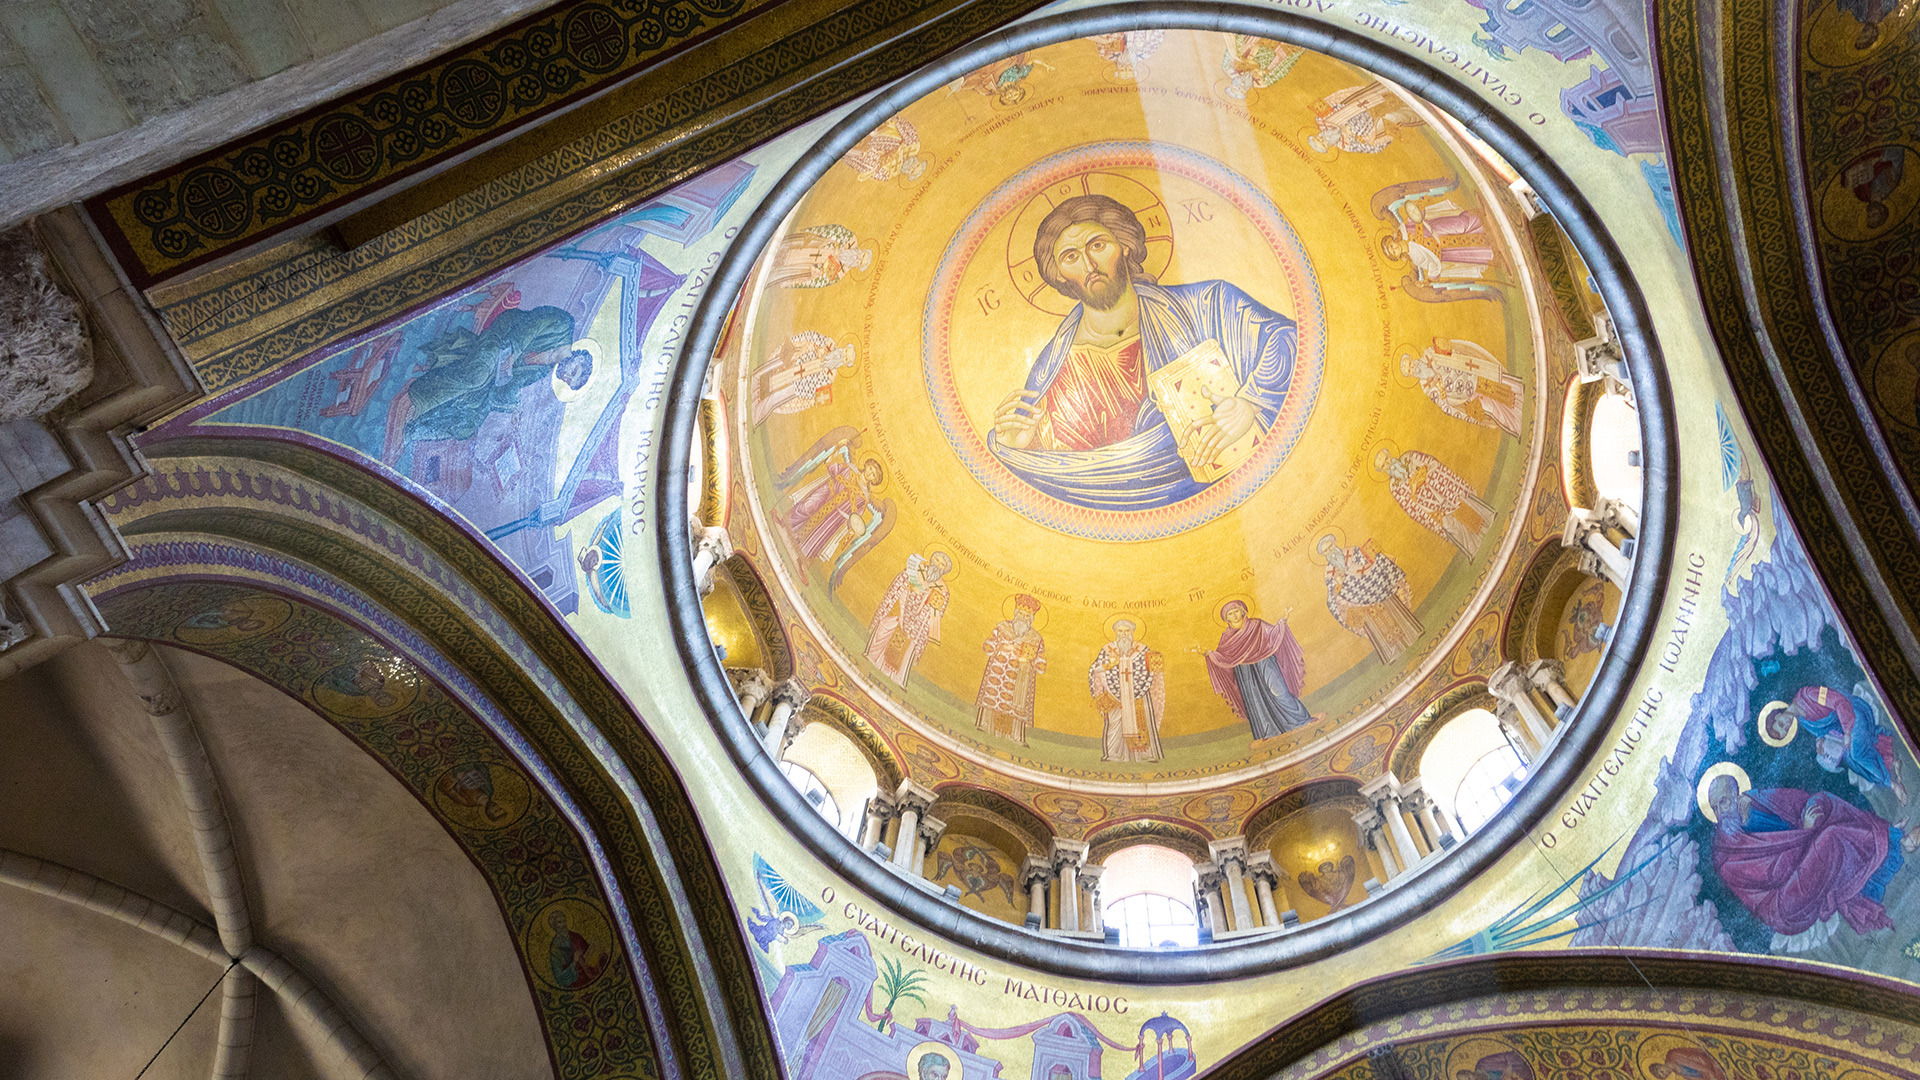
xmin=1590 ymin=391 xmax=1642 ymax=514
xmin=1418 ymin=707 xmax=1527 ymax=836
xmin=780 ymin=722 xmax=879 ymax=839
xmin=1099 ymin=845 xmax=1201 ymax=948
xmin=779 ymin=761 xmax=842 ymax=834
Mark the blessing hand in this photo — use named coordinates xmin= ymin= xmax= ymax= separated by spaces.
xmin=994 ymin=389 xmax=1045 ymax=449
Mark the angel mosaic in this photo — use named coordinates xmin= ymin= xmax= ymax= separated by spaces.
xmin=1400 ymin=337 xmax=1524 ymax=436
xmin=771 ymin=427 xmax=895 ymax=593
xmin=1308 ymin=81 xmax=1424 ymax=154
xmin=1090 ymin=29 xmax=1164 ymax=80
xmin=947 ymin=51 xmax=1053 ymax=109
xmin=1318 ymin=535 xmax=1423 ymax=665
xmin=1222 ymin=35 xmax=1300 ymax=100
xmin=933 ymin=840 xmax=1020 ymax=907
xmin=765 ymin=224 xmax=872 ymax=289
xmin=751 ymin=331 xmax=856 ymax=424
xmin=1373 ymin=177 xmax=1505 ymax=303
xmin=748 ymin=853 xmax=826 ymax=952
xmin=1296 ymin=854 xmax=1356 ymax=912
xmin=1376 ymin=447 xmax=1495 ymax=556
xmin=841 ymin=116 xmax=928 ymax=183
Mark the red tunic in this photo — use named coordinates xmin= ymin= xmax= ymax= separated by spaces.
xmin=1039 ymin=337 xmax=1147 ymax=450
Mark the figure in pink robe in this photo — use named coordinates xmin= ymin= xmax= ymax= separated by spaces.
xmin=1203 ymin=600 xmax=1311 ymax=739
xmin=1705 ymin=774 xmax=1911 ymax=953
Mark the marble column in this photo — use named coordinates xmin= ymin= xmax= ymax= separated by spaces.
xmin=860 ymin=794 xmax=897 ymax=852
xmin=1527 ymin=658 xmax=1579 ymax=716
xmin=1489 ymin=661 xmax=1555 ymax=750
xmin=1248 ymin=853 xmax=1282 ymax=928
xmin=760 ymin=679 xmax=812 ymax=759
xmin=1079 ymin=865 xmax=1104 ymax=933
xmin=1353 ymin=805 xmax=1402 ymax=880
xmin=913 ymin=816 xmax=947 ymax=879
xmin=1208 ymin=837 xmax=1256 ymax=932
xmin=732 ymin=668 xmax=774 ymax=722
xmin=1401 ymin=779 xmax=1455 ymax=851
xmin=1594 ymin=495 xmax=1640 ymax=539
xmin=1361 ymin=775 xmax=1423 ymax=871
xmin=1195 ymin=864 xmax=1226 ymax=935
xmin=1491 ymin=700 xmax=1538 ymax=763
xmin=689 ymin=515 xmax=733 ymax=597
xmin=890 ymin=781 xmax=936 ymax=870
xmin=1563 ymin=506 xmax=1631 ymax=591
xmin=1051 ymin=839 xmax=1088 ymax=932
xmin=1021 ymin=857 xmax=1051 ymax=928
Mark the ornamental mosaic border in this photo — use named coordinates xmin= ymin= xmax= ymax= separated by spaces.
xmin=1657 ymin=1 xmax=1920 ymax=747
xmin=93 ymin=576 xmax=664 ymax=1080
xmin=144 ymin=0 xmax=1052 ymax=394
xmin=95 ymin=443 xmax=777 ymax=1080
xmin=1203 ymin=953 xmax=1920 ymax=1080
xmin=88 ymin=0 xmax=772 ymax=283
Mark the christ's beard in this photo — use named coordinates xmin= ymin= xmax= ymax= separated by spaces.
xmin=1074 ymin=269 xmax=1131 ymax=311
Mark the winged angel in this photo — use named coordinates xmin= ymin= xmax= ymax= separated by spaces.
xmin=1297 ymin=854 xmax=1356 ymax=912
xmin=773 ymin=426 xmax=897 ymax=595
xmin=747 ymin=854 xmax=826 ymax=953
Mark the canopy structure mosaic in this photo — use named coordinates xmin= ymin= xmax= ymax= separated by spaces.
xmin=718 ymin=28 xmax=1578 ymax=806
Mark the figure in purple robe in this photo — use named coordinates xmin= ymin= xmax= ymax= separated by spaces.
xmin=1202 ymin=600 xmax=1311 ymax=739
xmin=1705 ymin=775 xmax=1914 ymax=953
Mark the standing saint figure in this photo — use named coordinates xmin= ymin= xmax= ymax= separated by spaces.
xmin=1201 ymin=600 xmax=1312 ymax=739
xmin=396 ymin=304 xmax=591 ymax=450
xmin=1374 ymin=177 xmax=1503 ymax=302
xmin=989 ymin=194 xmax=1298 ymax=511
xmin=866 ymin=552 xmax=952 ymax=686
xmin=752 ymin=331 xmax=855 ymax=423
xmin=1703 ymin=770 xmax=1916 ymax=954
xmin=1377 ymin=448 xmax=1495 ymax=556
xmin=1091 ymin=618 xmax=1165 ymax=761
xmin=1401 ymin=338 xmax=1523 ymax=437
xmin=975 ymin=594 xmax=1047 ymax=743
xmin=765 ymin=224 xmax=871 ymax=289
xmin=840 ymin=116 xmax=927 ymax=182
xmin=773 ymin=427 xmax=896 ymax=592
xmin=1308 ymin=81 xmax=1423 ymax=154
xmin=1319 ymin=536 xmax=1423 ymax=664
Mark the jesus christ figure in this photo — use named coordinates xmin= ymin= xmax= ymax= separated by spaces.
xmin=989 ymin=194 xmax=1299 ymax=511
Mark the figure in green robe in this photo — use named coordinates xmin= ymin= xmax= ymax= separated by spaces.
xmin=401 ymin=305 xmax=591 ymax=445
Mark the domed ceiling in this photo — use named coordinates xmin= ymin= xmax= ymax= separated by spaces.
xmin=724 ymin=29 xmax=1561 ymax=799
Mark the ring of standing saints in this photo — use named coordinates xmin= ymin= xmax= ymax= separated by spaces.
xmin=662 ymin=3 xmax=1670 ymax=977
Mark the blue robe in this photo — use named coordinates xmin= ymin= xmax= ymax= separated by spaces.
xmin=989 ymin=281 xmax=1297 ymax=511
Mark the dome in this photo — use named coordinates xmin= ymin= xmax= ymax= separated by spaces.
xmin=717 ymin=29 xmax=1580 ymax=814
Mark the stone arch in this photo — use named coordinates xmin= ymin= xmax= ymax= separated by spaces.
xmin=716 ymin=555 xmax=794 ymax=681
xmin=1390 ymin=683 xmax=1498 ymax=781
xmin=1084 ymin=818 xmax=1212 ymax=867
xmin=929 ymin=784 xmax=1054 ymax=858
xmin=802 ymin=692 xmax=906 ymax=795
xmin=91 ymin=440 xmax=777 ymax=1080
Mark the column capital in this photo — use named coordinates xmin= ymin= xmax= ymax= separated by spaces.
xmin=689 ymin=514 xmax=734 ymax=560
xmin=893 ymin=779 xmax=937 ymax=814
xmin=1245 ymin=851 xmax=1282 ymax=888
xmin=1048 ymin=837 xmax=1089 ymax=872
xmin=770 ymin=678 xmax=812 ymax=711
xmin=1572 ymin=313 xmax=1622 ymax=381
xmin=732 ymin=668 xmax=775 ymax=712
xmin=918 ymin=815 xmax=948 ymax=846
xmin=1207 ymin=835 xmax=1251 ymax=875
xmin=1077 ymin=864 xmax=1104 ymax=887
xmin=1351 ymin=805 xmax=1385 ymax=832
xmin=1358 ymin=772 xmax=1405 ymax=804
xmin=1591 ymin=495 xmax=1639 ymax=537
xmin=1525 ymin=658 xmax=1567 ymax=689
xmin=1194 ymin=861 xmax=1226 ymax=891
xmin=1396 ymin=776 xmax=1428 ymax=805
xmin=1020 ymin=855 xmax=1053 ymax=889
xmin=1561 ymin=505 xmax=1604 ymax=547
xmin=1486 ymin=661 xmax=1532 ymax=703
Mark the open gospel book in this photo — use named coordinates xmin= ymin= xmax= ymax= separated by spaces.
xmin=1148 ymin=338 xmax=1264 ymax=483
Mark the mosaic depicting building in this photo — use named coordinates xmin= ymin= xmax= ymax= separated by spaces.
xmin=1 ymin=2 xmax=1918 ymax=1079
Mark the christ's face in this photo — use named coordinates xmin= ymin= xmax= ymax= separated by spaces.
xmin=1051 ymin=221 xmax=1131 ymax=310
